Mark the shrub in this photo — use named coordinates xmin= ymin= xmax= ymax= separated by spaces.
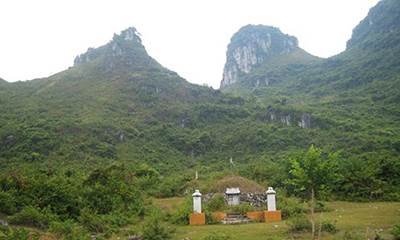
xmin=206 ymin=194 xmax=226 ymax=212
xmin=0 ymin=191 xmax=17 ymax=215
xmin=277 ymin=197 xmax=306 ymax=218
xmin=288 ymin=215 xmax=311 ymax=233
xmin=8 ymin=206 xmax=57 ymax=229
xmin=170 ymin=195 xmax=192 ymax=225
xmin=321 ymin=220 xmax=338 ymax=233
xmin=142 ymin=214 xmax=173 ymax=240
xmin=49 ymin=220 xmax=91 ymax=240
xmin=78 ymin=208 xmax=110 ymax=234
xmin=315 ymin=201 xmax=332 ymax=213
xmin=0 ymin=226 xmax=39 ymax=240
xmin=227 ymin=203 xmax=255 ymax=215
xmin=203 ymin=232 xmax=231 ymax=240
xmin=392 ymin=224 xmax=400 ymax=240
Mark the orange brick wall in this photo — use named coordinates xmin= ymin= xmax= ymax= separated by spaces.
xmin=212 ymin=211 xmax=226 ymax=222
xmin=246 ymin=211 xmax=264 ymax=222
xmin=190 ymin=213 xmax=206 ymax=225
xmin=264 ymin=210 xmax=282 ymax=222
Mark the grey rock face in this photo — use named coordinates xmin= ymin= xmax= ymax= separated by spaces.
xmin=265 ymin=107 xmax=311 ymax=129
xmin=203 ymin=193 xmax=269 ymax=208
xmin=298 ymin=113 xmax=311 ymax=129
xmin=221 ymin=25 xmax=298 ymax=88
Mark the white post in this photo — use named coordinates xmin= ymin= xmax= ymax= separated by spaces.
xmin=192 ymin=190 xmax=202 ymax=213
xmin=266 ymin=187 xmax=276 ymax=211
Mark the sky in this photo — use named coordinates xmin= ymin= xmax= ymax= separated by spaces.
xmin=0 ymin=0 xmax=380 ymax=88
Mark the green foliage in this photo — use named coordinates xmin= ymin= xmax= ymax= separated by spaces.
xmin=287 ymin=215 xmax=312 ymax=233
xmin=392 ymin=224 xmax=400 ymax=240
xmin=170 ymin=195 xmax=192 ymax=225
xmin=206 ymin=195 xmax=226 ymax=212
xmin=287 ymin=145 xmax=340 ymax=200
xmin=0 ymin=191 xmax=17 ymax=214
xmin=321 ymin=220 xmax=338 ymax=233
xmin=0 ymin=226 xmax=39 ymax=240
xmin=277 ymin=196 xmax=306 ymax=218
xmin=0 ymin=164 xmax=144 ymax=238
xmin=8 ymin=206 xmax=57 ymax=229
xmin=227 ymin=203 xmax=255 ymax=215
xmin=142 ymin=211 xmax=173 ymax=240
xmin=49 ymin=220 xmax=91 ymax=240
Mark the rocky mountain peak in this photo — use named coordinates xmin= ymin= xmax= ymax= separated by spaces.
xmin=220 ymin=25 xmax=299 ymax=88
xmin=347 ymin=0 xmax=400 ymax=49
xmin=73 ymin=27 xmax=158 ymax=71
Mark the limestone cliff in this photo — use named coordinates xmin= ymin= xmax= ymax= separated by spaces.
xmin=221 ymin=25 xmax=299 ymax=88
xmin=220 ymin=25 xmax=319 ymax=90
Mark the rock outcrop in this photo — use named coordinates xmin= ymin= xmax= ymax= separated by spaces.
xmin=73 ymin=27 xmax=159 ymax=72
xmin=220 ymin=25 xmax=299 ymax=88
xmin=265 ymin=106 xmax=311 ymax=129
xmin=347 ymin=0 xmax=400 ymax=49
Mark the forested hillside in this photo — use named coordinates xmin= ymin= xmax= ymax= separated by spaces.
xmin=0 ymin=0 xmax=399 ymax=215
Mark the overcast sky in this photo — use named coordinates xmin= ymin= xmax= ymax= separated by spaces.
xmin=0 ymin=0 xmax=379 ymax=88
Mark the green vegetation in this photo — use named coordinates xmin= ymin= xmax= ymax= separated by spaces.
xmin=287 ymin=145 xmax=339 ymax=237
xmin=0 ymin=0 xmax=400 ymax=238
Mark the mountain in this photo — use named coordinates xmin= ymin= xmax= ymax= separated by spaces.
xmin=347 ymin=0 xmax=400 ymax=50
xmin=220 ymin=25 xmax=320 ymax=90
xmin=0 ymin=27 xmax=264 ymax=171
xmin=0 ymin=0 xmax=399 ymax=199
xmin=217 ymin=0 xmax=400 ymax=196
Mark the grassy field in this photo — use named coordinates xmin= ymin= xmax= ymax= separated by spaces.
xmin=159 ymin=200 xmax=400 ymax=240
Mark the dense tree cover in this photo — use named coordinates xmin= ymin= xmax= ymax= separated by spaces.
xmin=0 ymin=164 xmax=149 ymax=238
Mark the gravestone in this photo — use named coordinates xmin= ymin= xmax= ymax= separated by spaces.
xmin=225 ymin=187 xmax=241 ymax=206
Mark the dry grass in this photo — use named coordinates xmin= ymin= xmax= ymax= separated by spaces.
xmin=153 ymin=197 xmax=186 ymax=214
xmin=208 ymin=175 xmax=265 ymax=193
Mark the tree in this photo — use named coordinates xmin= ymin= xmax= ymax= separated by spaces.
xmin=287 ymin=145 xmax=340 ymax=239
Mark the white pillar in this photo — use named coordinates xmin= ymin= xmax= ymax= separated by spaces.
xmin=266 ymin=187 xmax=276 ymax=211
xmin=192 ymin=190 xmax=202 ymax=213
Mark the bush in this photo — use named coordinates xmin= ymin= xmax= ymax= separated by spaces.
xmin=142 ymin=214 xmax=173 ymax=240
xmin=0 ymin=226 xmax=39 ymax=240
xmin=392 ymin=224 xmax=400 ymax=240
xmin=227 ymin=203 xmax=255 ymax=215
xmin=321 ymin=220 xmax=338 ymax=233
xmin=170 ymin=195 xmax=192 ymax=225
xmin=8 ymin=206 xmax=57 ymax=229
xmin=203 ymin=232 xmax=231 ymax=240
xmin=288 ymin=215 xmax=311 ymax=233
xmin=315 ymin=201 xmax=332 ymax=213
xmin=0 ymin=191 xmax=17 ymax=215
xmin=278 ymin=197 xmax=306 ymax=218
xmin=49 ymin=220 xmax=91 ymax=240
xmin=206 ymin=194 xmax=226 ymax=212
xmin=78 ymin=208 xmax=111 ymax=234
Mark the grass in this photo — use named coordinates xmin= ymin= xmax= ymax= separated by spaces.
xmin=153 ymin=197 xmax=185 ymax=214
xmin=168 ymin=200 xmax=400 ymax=240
